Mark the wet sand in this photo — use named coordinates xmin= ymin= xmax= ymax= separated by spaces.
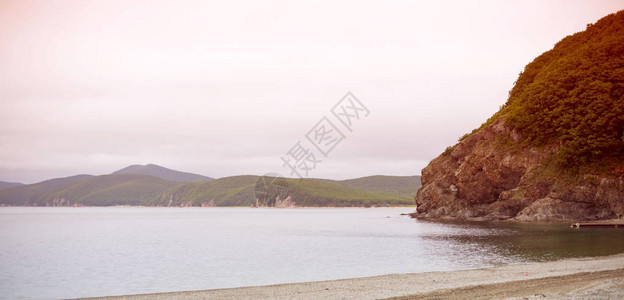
xmin=89 ymin=254 xmax=624 ymax=300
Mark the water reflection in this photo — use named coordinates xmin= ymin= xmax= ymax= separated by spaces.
xmin=418 ymin=219 xmax=624 ymax=262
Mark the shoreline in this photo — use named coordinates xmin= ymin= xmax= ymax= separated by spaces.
xmin=88 ymin=253 xmax=624 ymax=299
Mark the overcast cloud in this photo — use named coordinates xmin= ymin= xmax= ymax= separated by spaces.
xmin=0 ymin=0 xmax=622 ymax=183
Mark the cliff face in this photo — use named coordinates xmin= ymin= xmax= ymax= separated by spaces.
xmin=413 ymin=120 xmax=624 ymax=221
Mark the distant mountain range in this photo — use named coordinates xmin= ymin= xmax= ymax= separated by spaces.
xmin=0 ymin=164 xmax=420 ymax=207
xmin=0 ymin=181 xmax=24 ymax=190
xmin=112 ymin=164 xmax=213 ymax=182
xmin=153 ymin=175 xmax=421 ymax=207
xmin=38 ymin=174 xmax=178 ymax=206
xmin=0 ymin=175 xmax=94 ymax=205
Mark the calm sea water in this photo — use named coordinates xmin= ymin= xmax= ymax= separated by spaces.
xmin=1 ymin=207 xmax=624 ymax=299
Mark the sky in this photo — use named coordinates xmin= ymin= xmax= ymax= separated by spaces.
xmin=0 ymin=0 xmax=622 ymax=184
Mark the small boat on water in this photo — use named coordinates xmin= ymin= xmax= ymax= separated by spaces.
xmin=571 ymin=222 xmax=624 ymax=228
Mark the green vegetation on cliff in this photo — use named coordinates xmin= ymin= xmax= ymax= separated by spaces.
xmin=497 ymin=11 xmax=624 ymax=168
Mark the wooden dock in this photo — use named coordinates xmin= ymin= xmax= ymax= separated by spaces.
xmin=571 ymin=222 xmax=624 ymax=228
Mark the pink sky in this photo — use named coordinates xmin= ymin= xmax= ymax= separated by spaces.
xmin=1 ymin=0 xmax=622 ymax=183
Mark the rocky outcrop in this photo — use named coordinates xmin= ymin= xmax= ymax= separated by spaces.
xmin=275 ymin=196 xmax=296 ymax=208
xmin=201 ymin=199 xmax=216 ymax=207
xmin=412 ymin=120 xmax=624 ymax=222
xmin=252 ymin=195 xmax=297 ymax=208
xmin=43 ymin=197 xmax=83 ymax=207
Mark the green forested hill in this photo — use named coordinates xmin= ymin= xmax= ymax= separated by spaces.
xmin=337 ymin=175 xmax=421 ymax=198
xmin=0 ymin=174 xmax=177 ymax=206
xmin=286 ymin=178 xmax=412 ymax=207
xmin=0 ymin=174 xmax=94 ymax=205
xmin=0 ymin=172 xmax=420 ymax=207
xmin=413 ymin=10 xmax=624 ymax=222
xmin=40 ymin=174 xmax=179 ymax=206
xmin=155 ymin=175 xmax=419 ymax=207
xmin=112 ymin=164 xmax=213 ymax=182
xmin=151 ymin=175 xmax=258 ymax=206
xmin=0 ymin=181 xmax=24 ymax=190
xmin=489 ymin=10 xmax=624 ymax=168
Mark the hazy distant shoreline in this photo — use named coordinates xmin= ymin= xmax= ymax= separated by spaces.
xmin=87 ymin=254 xmax=624 ymax=300
xmin=0 ymin=171 xmax=421 ymax=208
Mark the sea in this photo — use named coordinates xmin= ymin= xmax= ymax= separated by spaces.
xmin=1 ymin=207 xmax=624 ymax=299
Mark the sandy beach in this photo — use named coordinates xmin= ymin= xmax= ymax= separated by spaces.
xmin=89 ymin=253 xmax=624 ymax=299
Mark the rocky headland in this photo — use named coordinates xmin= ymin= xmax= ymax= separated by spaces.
xmin=412 ymin=11 xmax=624 ymax=221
